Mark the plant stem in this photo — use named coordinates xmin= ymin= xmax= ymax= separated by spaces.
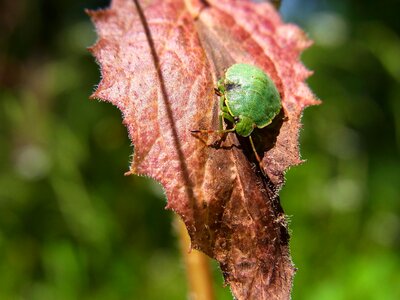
xmin=175 ymin=216 xmax=215 ymax=300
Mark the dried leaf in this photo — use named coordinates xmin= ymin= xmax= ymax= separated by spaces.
xmin=88 ymin=0 xmax=318 ymax=299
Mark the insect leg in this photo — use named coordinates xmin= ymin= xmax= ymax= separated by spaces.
xmin=190 ymin=127 xmax=235 ymax=134
xmin=248 ymin=135 xmax=261 ymax=163
xmin=219 ymin=95 xmax=226 ymax=111
xmin=219 ymin=111 xmax=234 ymax=129
xmin=218 ymin=95 xmax=234 ymax=129
xmin=249 ymin=135 xmax=266 ymax=176
xmin=214 ymin=88 xmax=222 ymax=97
xmin=219 ymin=113 xmax=224 ymax=130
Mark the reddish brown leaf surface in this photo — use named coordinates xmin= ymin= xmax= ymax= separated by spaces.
xmin=88 ymin=0 xmax=319 ymax=299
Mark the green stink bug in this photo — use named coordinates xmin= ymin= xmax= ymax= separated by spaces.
xmin=192 ymin=63 xmax=282 ymax=170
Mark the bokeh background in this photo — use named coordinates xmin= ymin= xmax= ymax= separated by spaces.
xmin=1 ymin=0 xmax=399 ymax=299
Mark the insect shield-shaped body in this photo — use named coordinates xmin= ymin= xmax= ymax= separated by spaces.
xmin=220 ymin=63 xmax=281 ymax=136
xmin=192 ymin=63 xmax=282 ymax=172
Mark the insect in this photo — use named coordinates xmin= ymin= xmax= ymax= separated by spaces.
xmin=191 ymin=63 xmax=282 ymax=171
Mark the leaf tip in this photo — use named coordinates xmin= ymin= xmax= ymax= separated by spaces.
xmin=124 ymin=170 xmax=134 ymax=176
xmin=89 ymin=89 xmax=100 ymax=100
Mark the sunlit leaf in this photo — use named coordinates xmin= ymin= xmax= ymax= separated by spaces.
xmin=88 ymin=0 xmax=318 ymax=298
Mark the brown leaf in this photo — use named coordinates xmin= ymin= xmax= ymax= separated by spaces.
xmin=87 ymin=0 xmax=318 ymax=299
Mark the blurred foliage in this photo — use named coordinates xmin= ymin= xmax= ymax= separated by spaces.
xmin=0 ymin=0 xmax=399 ymax=299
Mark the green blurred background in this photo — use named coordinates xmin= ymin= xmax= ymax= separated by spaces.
xmin=0 ymin=0 xmax=399 ymax=299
